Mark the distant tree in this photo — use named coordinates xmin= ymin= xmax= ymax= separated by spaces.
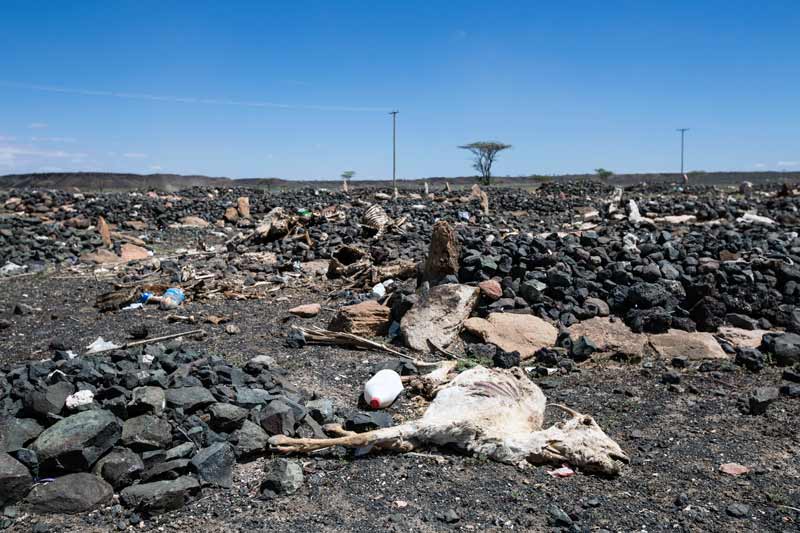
xmin=341 ymin=170 xmax=355 ymax=183
xmin=595 ymin=168 xmax=613 ymax=181
xmin=458 ymin=142 xmax=511 ymax=185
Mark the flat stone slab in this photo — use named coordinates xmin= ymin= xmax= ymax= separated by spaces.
xmin=462 ymin=313 xmax=558 ymax=359
xmin=716 ymin=326 xmax=769 ymax=350
xmin=402 ymin=284 xmax=479 ymax=352
xmin=568 ymin=317 xmax=648 ymax=359
xmin=649 ymin=330 xmax=728 ymax=360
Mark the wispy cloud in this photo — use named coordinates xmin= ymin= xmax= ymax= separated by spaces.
xmin=1 ymin=81 xmax=387 ymax=113
xmin=123 ymin=152 xmax=147 ymax=159
xmin=754 ymin=163 xmax=766 ymax=168
xmin=149 ymin=164 xmax=162 ymax=171
xmin=28 ymin=122 xmax=48 ymax=129
xmin=777 ymin=160 xmax=798 ymax=167
xmin=0 ymin=145 xmax=87 ymax=168
xmin=30 ymin=136 xmax=76 ymax=143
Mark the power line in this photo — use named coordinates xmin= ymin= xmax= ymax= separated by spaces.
xmin=389 ymin=110 xmax=398 ymax=192
xmin=676 ymin=128 xmax=689 ymax=175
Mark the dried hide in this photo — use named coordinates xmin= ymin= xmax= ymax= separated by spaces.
xmin=270 ymin=366 xmax=629 ymax=476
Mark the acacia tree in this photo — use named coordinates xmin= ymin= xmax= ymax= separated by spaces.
xmin=595 ymin=168 xmax=613 ymax=181
xmin=341 ymin=170 xmax=355 ymax=185
xmin=458 ymin=141 xmax=511 ymax=185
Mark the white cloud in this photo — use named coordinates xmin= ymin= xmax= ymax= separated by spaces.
xmin=28 ymin=122 xmax=48 ymax=129
xmin=777 ymin=161 xmax=798 ymax=167
xmin=149 ymin=164 xmax=162 ymax=171
xmin=123 ymin=152 xmax=147 ymax=159
xmin=754 ymin=163 xmax=766 ymax=168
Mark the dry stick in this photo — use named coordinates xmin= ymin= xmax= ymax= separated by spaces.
xmin=426 ymin=339 xmax=461 ymax=360
xmin=298 ymin=326 xmax=413 ymax=361
xmin=86 ymin=329 xmax=205 ymax=355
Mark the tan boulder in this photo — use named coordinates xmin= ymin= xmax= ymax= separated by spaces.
xmin=649 ymin=330 xmax=727 ymax=360
xmin=329 ymin=300 xmax=390 ymax=337
xmin=462 ymin=313 xmax=557 ymax=359
xmin=401 ymin=284 xmax=479 ymax=352
xmin=568 ymin=317 xmax=647 ymax=360
xmin=179 ymin=216 xmax=209 ymax=228
xmin=81 ymin=249 xmax=122 ymax=265
xmin=97 ymin=216 xmax=112 ymax=248
xmin=301 ymin=260 xmax=330 ymax=276
xmin=289 ymin=303 xmax=321 ymax=318
xmin=715 ymin=326 xmax=768 ymax=350
xmin=421 ymin=221 xmax=460 ymax=283
xmin=237 ymin=196 xmax=251 ymax=219
xmin=124 ymin=220 xmax=147 ymax=231
xmin=224 ymin=207 xmax=239 ymax=223
xmin=119 ymin=244 xmax=150 ymax=262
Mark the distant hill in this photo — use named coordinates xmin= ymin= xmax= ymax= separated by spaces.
xmin=0 ymin=172 xmax=289 ymax=192
xmin=1 ymin=170 xmax=799 ymax=192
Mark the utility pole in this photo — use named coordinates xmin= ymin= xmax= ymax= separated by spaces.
xmin=676 ymin=128 xmax=689 ymax=175
xmin=390 ymin=110 xmax=398 ymax=193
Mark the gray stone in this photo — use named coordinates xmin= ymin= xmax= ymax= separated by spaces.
xmin=401 ymin=283 xmax=479 ymax=352
xmin=92 ymin=447 xmax=144 ymax=490
xmin=208 ymin=403 xmax=248 ymax=432
xmin=748 ymin=387 xmax=779 ymax=415
xmin=164 ymin=386 xmax=215 ymax=411
xmin=259 ymin=400 xmax=295 ymax=436
xmin=244 ymin=355 xmax=275 ymax=374
xmin=344 ymin=412 xmax=393 ymax=432
xmin=31 ymin=410 xmax=121 ymax=472
xmin=165 ymin=442 xmax=195 ymax=461
xmin=0 ymin=417 xmax=43 ymax=453
xmin=305 ymin=399 xmax=334 ymax=424
xmin=128 ymin=386 xmax=166 ymax=416
xmin=261 ymin=459 xmax=303 ymax=498
xmin=26 ymin=473 xmax=112 ymax=513
xmin=0 ymin=452 xmax=32 ymax=506
xmin=142 ymin=458 xmax=191 ymax=482
xmin=584 ymin=297 xmax=610 ymax=317
xmin=121 ymin=415 xmax=172 ymax=450
xmin=234 ymin=387 xmax=275 ymax=409
xmin=232 ymin=420 xmax=268 ymax=458
xmin=24 ymin=382 xmax=74 ymax=418
xmin=191 ymin=442 xmax=235 ymax=488
xmin=119 ymin=475 xmax=200 ymax=512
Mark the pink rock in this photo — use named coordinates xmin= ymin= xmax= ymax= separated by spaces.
xmin=289 ymin=303 xmax=321 ymax=318
xmin=120 ymin=244 xmax=150 ymax=262
xmin=478 ymin=280 xmax=503 ymax=301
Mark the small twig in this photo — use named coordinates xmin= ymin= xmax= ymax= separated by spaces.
xmin=298 ymin=326 xmax=413 ymax=360
xmin=123 ymin=329 xmax=204 ymax=349
xmin=426 ymin=339 xmax=461 ymax=360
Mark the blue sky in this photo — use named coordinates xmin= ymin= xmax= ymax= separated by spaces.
xmin=1 ymin=1 xmax=798 ymax=179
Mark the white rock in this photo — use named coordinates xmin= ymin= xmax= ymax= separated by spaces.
xmin=65 ymin=390 xmax=95 ymax=409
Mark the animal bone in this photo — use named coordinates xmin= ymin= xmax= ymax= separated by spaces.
xmin=270 ymin=366 xmax=629 ymax=475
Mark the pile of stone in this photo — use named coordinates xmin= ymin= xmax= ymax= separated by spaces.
xmin=0 ymin=340 xmax=346 ymax=515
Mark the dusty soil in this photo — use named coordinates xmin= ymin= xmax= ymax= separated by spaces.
xmin=2 ymin=261 xmax=799 ymax=533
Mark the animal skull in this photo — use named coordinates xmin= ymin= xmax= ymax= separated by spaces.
xmin=270 ymin=366 xmax=629 ymax=475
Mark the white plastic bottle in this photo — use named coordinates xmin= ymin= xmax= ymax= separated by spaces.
xmin=363 ymin=369 xmax=403 ymax=409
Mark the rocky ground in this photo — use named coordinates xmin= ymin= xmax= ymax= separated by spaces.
xmin=1 ymin=181 xmax=799 ymax=532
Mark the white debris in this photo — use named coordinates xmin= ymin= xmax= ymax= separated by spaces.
xmin=654 ymin=214 xmax=697 ymax=224
xmin=85 ymin=337 xmax=121 ymax=354
xmin=0 ymin=262 xmax=25 ymax=275
xmin=623 ymin=233 xmax=640 ymax=253
xmin=371 ymin=283 xmax=387 ymax=299
xmin=737 ymin=212 xmax=776 ymax=225
xmin=121 ymin=303 xmax=144 ymax=311
xmin=628 ymin=200 xmax=642 ymax=224
xmin=65 ymin=390 xmax=95 ymax=409
xmin=141 ymin=353 xmax=155 ymax=365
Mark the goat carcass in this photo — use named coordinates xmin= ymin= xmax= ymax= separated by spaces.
xmin=270 ymin=366 xmax=629 ymax=475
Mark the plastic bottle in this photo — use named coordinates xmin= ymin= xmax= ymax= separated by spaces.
xmin=363 ymin=369 xmax=403 ymax=409
xmin=159 ymin=287 xmax=185 ymax=310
